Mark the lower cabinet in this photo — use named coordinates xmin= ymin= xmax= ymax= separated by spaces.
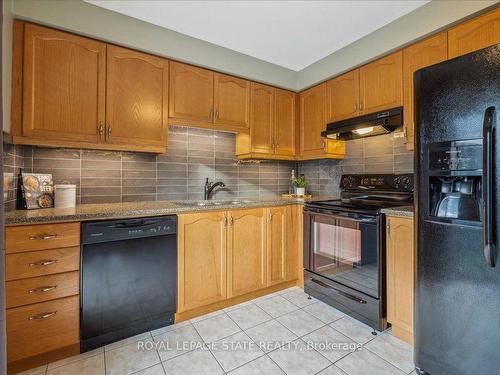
xmin=227 ymin=208 xmax=267 ymax=297
xmin=177 ymin=211 xmax=227 ymax=312
xmin=386 ymin=216 xmax=414 ymax=344
xmin=177 ymin=205 xmax=302 ymax=314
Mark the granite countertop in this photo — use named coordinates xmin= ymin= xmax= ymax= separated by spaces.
xmin=5 ymin=196 xmax=317 ymax=225
xmin=381 ymin=205 xmax=414 ymax=218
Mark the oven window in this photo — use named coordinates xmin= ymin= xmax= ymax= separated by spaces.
xmin=311 ymin=217 xmax=378 ymax=298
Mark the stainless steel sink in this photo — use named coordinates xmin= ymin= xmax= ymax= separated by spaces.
xmin=173 ymin=200 xmax=252 ymax=207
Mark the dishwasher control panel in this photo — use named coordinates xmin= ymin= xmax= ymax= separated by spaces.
xmin=82 ymin=216 xmax=177 ymax=244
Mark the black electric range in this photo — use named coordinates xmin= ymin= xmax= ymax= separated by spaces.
xmin=303 ymin=174 xmax=414 ymax=331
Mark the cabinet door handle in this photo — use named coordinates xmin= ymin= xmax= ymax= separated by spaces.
xmin=215 ymin=109 xmax=219 ymax=120
xmin=268 ymin=210 xmax=272 ymax=223
xmin=29 ymin=259 xmax=58 ymax=267
xmin=229 ymin=215 xmax=234 ymax=227
xmin=98 ymin=122 xmax=104 ymax=139
xmin=107 ymin=124 xmax=112 ymax=139
xmin=223 ymin=214 xmax=228 ymax=227
xmin=28 ymin=285 xmax=57 ymax=294
xmin=29 ymin=234 xmax=57 ymax=241
xmin=210 ymin=109 xmax=214 ymax=121
xmin=359 ymin=101 xmax=364 ymax=111
xmin=28 ymin=311 xmax=57 ymax=321
xmin=353 ymin=103 xmax=358 ymax=113
xmin=322 ymin=139 xmax=327 ymax=152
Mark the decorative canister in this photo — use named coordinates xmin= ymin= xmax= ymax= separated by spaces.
xmin=55 ymin=184 xmax=76 ymax=208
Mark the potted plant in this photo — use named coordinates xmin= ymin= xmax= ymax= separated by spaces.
xmin=292 ymin=175 xmax=308 ymax=196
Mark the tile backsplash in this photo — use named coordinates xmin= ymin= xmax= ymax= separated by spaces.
xmin=3 ymin=126 xmax=295 ymax=211
xmin=3 ymin=128 xmax=414 ymax=211
xmin=298 ymin=133 xmax=414 ymax=198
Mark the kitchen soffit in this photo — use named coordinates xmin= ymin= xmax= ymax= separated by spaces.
xmin=85 ymin=0 xmax=429 ymax=72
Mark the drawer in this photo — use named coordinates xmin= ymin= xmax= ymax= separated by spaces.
xmin=7 ymin=296 xmax=79 ymax=362
xmin=6 ymin=222 xmax=80 ymax=253
xmin=6 ymin=271 xmax=80 ymax=309
xmin=6 ymin=247 xmax=80 ymax=281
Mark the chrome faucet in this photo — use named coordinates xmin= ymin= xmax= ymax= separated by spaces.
xmin=204 ymin=178 xmax=226 ymax=200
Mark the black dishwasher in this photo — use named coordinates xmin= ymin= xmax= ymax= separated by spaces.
xmin=81 ymin=216 xmax=177 ymax=352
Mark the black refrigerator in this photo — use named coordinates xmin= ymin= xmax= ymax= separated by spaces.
xmin=414 ymin=44 xmax=500 ymax=375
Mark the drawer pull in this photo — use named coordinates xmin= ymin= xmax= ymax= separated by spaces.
xmin=28 ymin=311 xmax=57 ymax=320
xmin=29 ymin=234 xmax=58 ymax=241
xmin=28 ymin=285 xmax=57 ymax=294
xmin=29 ymin=259 xmax=59 ymax=267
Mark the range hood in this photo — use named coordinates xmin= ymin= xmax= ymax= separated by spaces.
xmin=322 ymin=107 xmax=403 ymax=140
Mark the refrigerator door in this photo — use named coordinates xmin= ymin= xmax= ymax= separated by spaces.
xmin=415 ymin=45 xmax=500 ymax=375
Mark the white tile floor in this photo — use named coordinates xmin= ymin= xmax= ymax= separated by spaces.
xmin=20 ymin=287 xmax=415 ymax=375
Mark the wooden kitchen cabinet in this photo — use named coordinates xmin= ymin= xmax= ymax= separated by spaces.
xmin=235 ymin=84 xmax=296 ymax=160
xmin=176 ymin=205 xmax=302 ymax=318
xmin=267 ymin=207 xmax=287 ymax=286
xmin=214 ymin=73 xmax=250 ymax=130
xmin=403 ymin=33 xmax=448 ymax=150
xmin=12 ymin=21 xmax=168 ymax=153
xmin=299 ymin=83 xmax=345 ymax=160
xmin=327 ymin=69 xmax=360 ymax=122
xmin=227 ymin=208 xmax=267 ymax=297
xmin=359 ymin=51 xmax=403 ymax=114
xmin=448 ymin=7 xmax=500 ymax=58
xmin=248 ymin=83 xmax=275 ymax=155
xmin=386 ymin=216 xmax=414 ymax=345
xmin=169 ymin=61 xmax=214 ymax=126
xmin=106 ymin=45 xmax=169 ymax=148
xmin=177 ymin=211 xmax=227 ymax=312
xmin=20 ymin=23 xmax=106 ymax=144
xmin=5 ymin=223 xmax=81 ymax=373
xmin=274 ymin=88 xmax=296 ymax=157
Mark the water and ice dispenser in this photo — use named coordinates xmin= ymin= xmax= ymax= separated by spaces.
xmin=427 ymin=140 xmax=482 ymax=222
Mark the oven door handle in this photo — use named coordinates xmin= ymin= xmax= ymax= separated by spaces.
xmin=311 ymin=278 xmax=367 ymax=304
xmin=305 ymin=209 xmax=377 ymax=224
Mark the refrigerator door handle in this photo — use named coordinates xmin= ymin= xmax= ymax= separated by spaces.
xmin=482 ymin=106 xmax=496 ymax=267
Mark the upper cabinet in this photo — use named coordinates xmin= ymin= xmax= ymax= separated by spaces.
xmin=327 ymin=70 xmax=360 ymax=122
xmin=448 ymin=7 xmax=500 ymax=58
xmin=169 ymin=62 xmax=250 ymax=132
xmin=274 ymin=88 xmax=296 ymax=157
xmin=402 ymin=33 xmax=448 ymax=150
xmin=213 ymin=73 xmax=250 ymax=129
xmin=106 ymin=45 xmax=169 ymax=149
xmin=299 ymin=84 xmax=345 ymax=160
xmin=13 ymin=22 xmax=168 ymax=153
xmin=235 ymin=84 xmax=296 ymax=160
xmin=169 ymin=62 xmax=214 ymax=125
xmin=359 ymin=51 xmax=403 ymax=114
xmin=21 ymin=23 xmax=106 ymax=144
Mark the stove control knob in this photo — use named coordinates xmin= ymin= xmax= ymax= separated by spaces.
xmin=394 ymin=177 xmax=402 ymax=188
xmin=403 ymin=177 xmax=412 ymax=189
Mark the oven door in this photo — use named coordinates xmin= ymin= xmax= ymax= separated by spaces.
xmin=304 ymin=209 xmax=381 ymax=298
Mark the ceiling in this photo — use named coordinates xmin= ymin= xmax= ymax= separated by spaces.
xmin=87 ymin=0 xmax=429 ymax=71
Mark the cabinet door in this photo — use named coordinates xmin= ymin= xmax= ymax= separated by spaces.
xmin=448 ymin=8 xmax=500 ymax=58
xmin=386 ymin=216 xmax=414 ymax=344
xmin=169 ymin=62 xmax=214 ymax=125
xmin=250 ymin=83 xmax=274 ymax=155
xmin=359 ymin=51 xmax=403 ymax=114
xmin=214 ymin=73 xmax=250 ymax=131
xmin=178 ymin=212 xmax=227 ymax=312
xmin=22 ymin=24 xmax=105 ymax=143
xmin=106 ymin=45 xmax=168 ymax=148
xmin=267 ymin=207 xmax=287 ymax=286
xmin=227 ymin=208 xmax=267 ymax=297
xmin=300 ymin=84 xmax=327 ymax=157
xmin=274 ymin=89 xmax=296 ymax=157
xmin=327 ymin=69 xmax=360 ymax=122
xmin=403 ymin=33 xmax=447 ymax=151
